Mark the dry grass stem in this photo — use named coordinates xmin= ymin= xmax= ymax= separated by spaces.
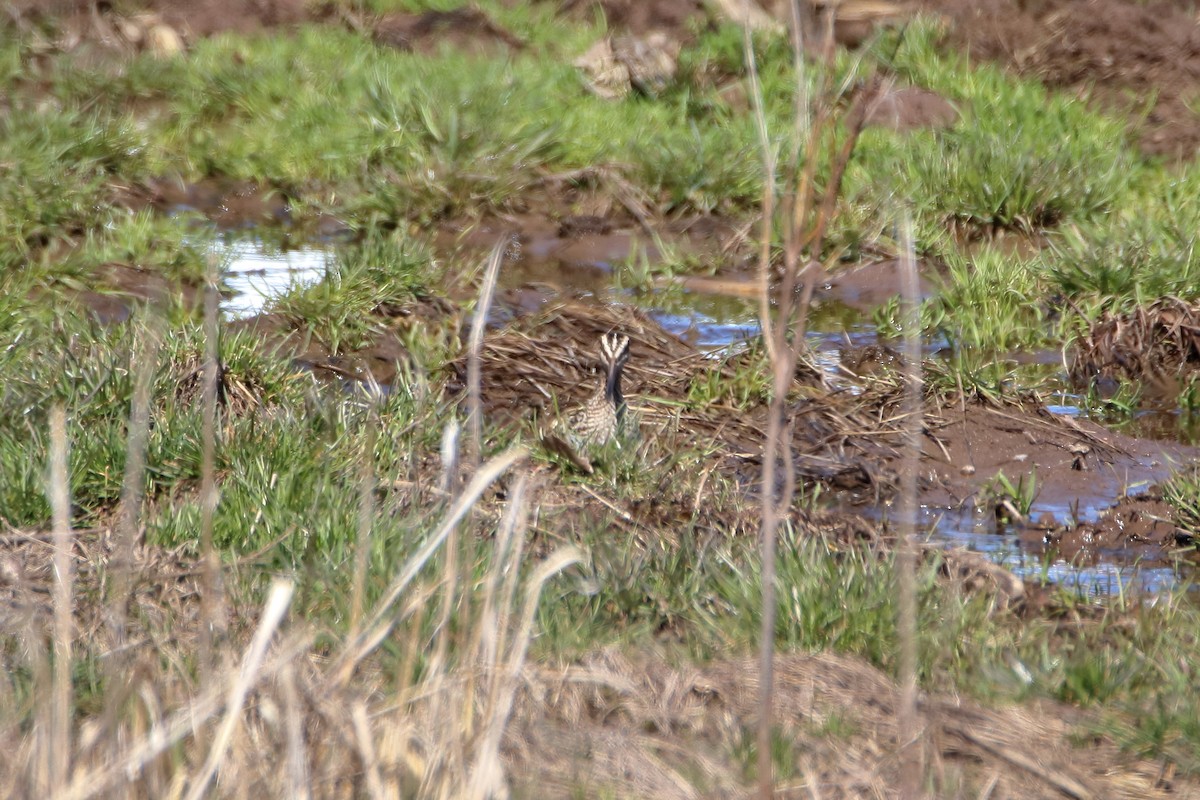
xmin=896 ymin=212 xmax=923 ymax=797
xmin=278 ymin=663 xmax=310 ymax=800
xmin=57 ymin=626 xmax=312 ymax=800
xmin=349 ymin=417 xmax=377 ymax=641
xmin=48 ymin=404 xmax=73 ymax=796
xmin=184 ymin=578 xmax=294 ymax=800
xmin=469 ymin=470 xmax=531 ymax=714
xmin=109 ymin=316 xmax=163 ymax=639
xmin=352 ymin=701 xmax=386 ymax=800
xmin=467 ymin=238 xmax=509 ymax=471
xmin=745 ymin=18 xmax=777 ymax=365
xmin=200 ymin=253 xmax=224 ymax=671
xmin=468 ymin=546 xmax=584 ymax=799
xmin=337 ymin=447 xmax=528 ymax=682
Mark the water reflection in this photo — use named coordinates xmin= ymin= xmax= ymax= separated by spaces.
xmin=900 ymin=503 xmax=1183 ymax=596
xmin=215 ymin=236 xmax=331 ymax=318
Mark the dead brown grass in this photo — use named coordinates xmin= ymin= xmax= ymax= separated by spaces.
xmin=507 ymin=646 xmax=1181 ymax=800
xmin=3 ymin=516 xmax=1185 ymax=800
xmin=1071 ymin=297 xmax=1200 ymax=387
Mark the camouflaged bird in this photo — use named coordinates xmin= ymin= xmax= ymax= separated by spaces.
xmin=568 ymin=332 xmax=631 ymax=447
xmin=542 ymin=332 xmax=632 ymax=473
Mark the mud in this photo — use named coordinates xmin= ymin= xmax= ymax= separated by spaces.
xmin=1028 ymin=492 xmax=1187 ymax=565
xmin=560 ymin=0 xmax=705 ymax=40
xmin=436 ymin=208 xmax=745 ymax=296
xmin=43 ymin=261 xmax=200 ymax=325
xmin=132 ymin=177 xmax=292 ymax=228
xmin=864 ymin=85 xmax=961 ymax=131
xmin=922 ymin=0 xmax=1200 ymax=159
xmin=372 ymin=8 xmax=524 ymax=55
xmin=4 ymin=0 xmax=305 ymax=41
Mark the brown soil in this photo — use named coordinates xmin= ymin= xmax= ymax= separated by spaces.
xmin=41 ymin=261 xmax=201 ymax=325
xmin=922 ymin=0 xmax=1200 ymax=159
xmin=917 ymin=401 xmax=1187 ymax=510
xmin=1029 ymin=491 xmax=1187 ymax=565
xmin=4 ymin=0 xmax=305 ymax=39
xmin=123 ymin=177 xmax=292 ymax=228
xmin=910 ymin=397 xmax=1196 ymax=555
xmin=372 ymin=8 xmax=524 ymax=55
xmin=559 ymin=0 xmax=706 ymax=40
xmin=864 ymin=85 xmax=961 ymax=131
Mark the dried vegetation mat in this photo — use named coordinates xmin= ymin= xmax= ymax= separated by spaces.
xmin=0 ymin=518 xmax=1184 ymax=799
xmin=507 ymin=646 xmax=1187 ymax=800
xmin=1071 ymin=297 xmax=1200 ymax=385
xmin=446 ymin=299 xmax=909 ymax=508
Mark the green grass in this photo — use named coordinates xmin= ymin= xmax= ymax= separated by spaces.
xmin=268 ymin=228 xmax=434 ymax=353
xmin=1043 ymin=163 xmax=1200 ymax=305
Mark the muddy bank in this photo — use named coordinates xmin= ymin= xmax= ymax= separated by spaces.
xmin=923 ymin=0 xmax=1200 ymax=159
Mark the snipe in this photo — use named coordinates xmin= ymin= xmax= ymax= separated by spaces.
xmin=542 ymin=332 xmax=632 ymax=472
xmin=568 ymin=332 xmax=631 ymax=447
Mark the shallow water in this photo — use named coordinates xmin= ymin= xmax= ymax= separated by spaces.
xmin=898 ymin=501 xmax=1184 ymax=596
xmin=646 ymin=286 xmax=1191 ymax=595
xmin=215 ymin=236 xmax=331 ymax=318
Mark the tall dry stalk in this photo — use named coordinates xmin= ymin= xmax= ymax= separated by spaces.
xmin=466 ymin=238 xmax=508 ymax=472
xmin=199 ymin=253 xmax=226 ymax=673
xmin=334 ymin=448 xmax=528 ymax=682
xmin=895 ymin=213 xmax=924 ymax=797
xmin=101 ymin=313 xmax=163 ymax=779
xmin=462 ymin=469 xmax=532 ymax=734
xmin=466 ymin=546 xmax=582 ymax=799
xmin=57 ymin=618 xmax=311 ymax=800
xmin=183 ymin=579 xmax=294 ymax=800
xmin=48 ymin=404 xmax=73 ymax=795
xmin=109 ymin=316 xmax=163 ymax=631
xmin=349 ymin=417 xmax=378 ymax=641
xmin=748 ymin=4 xmax=880 ymax=795
xmin=279 ymin=662 xmax=311 ymax=800
xmin=426 ymin=237 xmax=509 ymax=785
xmin=746 ymin=21 xmax=778 ymax=365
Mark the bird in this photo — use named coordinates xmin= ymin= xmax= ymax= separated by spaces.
xmin=568 ymin=332 xmax=632 ymax=448
xmin=542 ymin=332 xmax=632 ymax=472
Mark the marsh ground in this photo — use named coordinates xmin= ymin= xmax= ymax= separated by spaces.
xmin=4 ymin=1 xmax=1200 ymax=797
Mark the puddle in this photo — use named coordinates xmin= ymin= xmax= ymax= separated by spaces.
xmin=646 ymin=292 xmax=762 ymax=349
xmin=214 ymin=235 xmax=331 ymax=318
xmin=896 ymin=502 xmax=1186 ymax=596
